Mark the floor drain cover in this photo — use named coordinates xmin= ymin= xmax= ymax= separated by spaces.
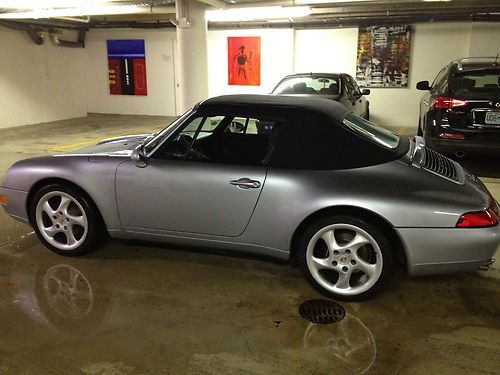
xmin=299 ymin=299 xmax=345 ymax=324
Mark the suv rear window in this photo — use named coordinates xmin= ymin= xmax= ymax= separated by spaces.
xmin=450 ymin=69 xmax=500 ymax=98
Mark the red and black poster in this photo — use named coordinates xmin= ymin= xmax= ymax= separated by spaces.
xmin=107 ymin=39 xmax=148 ymax=96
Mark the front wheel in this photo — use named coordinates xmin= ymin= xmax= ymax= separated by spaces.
xmin=298 ymin=216 xmax=393 ymax=301
xmin=30 ymin=184 xmax=106 ymax=256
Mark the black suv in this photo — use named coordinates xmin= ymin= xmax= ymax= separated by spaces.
xmin=417 ymin=57 xmax=500 ymax=157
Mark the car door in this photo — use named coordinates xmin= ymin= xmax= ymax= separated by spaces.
xmin=348 ymin=75 xmax=368 ymax=117
xmin=115 ymin=114 xmax=280 ymax=237
xmin=420 ymin=67 xmax=447 ymax=130
xmin=340 ymin=75 xmax=364 ymax=116
xmin=345 ymin=74 xmax=366 ymax=117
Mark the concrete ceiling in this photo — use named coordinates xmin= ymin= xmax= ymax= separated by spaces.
xmin=0 ymin=0 xmax=499 ymax=30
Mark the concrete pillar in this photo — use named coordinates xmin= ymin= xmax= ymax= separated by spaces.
xmin=175 ymin=0 xmax=209 ymax=113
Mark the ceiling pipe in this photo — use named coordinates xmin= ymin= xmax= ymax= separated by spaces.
xmin=50 ymin=28 xmax=86 ymax=48
xmin=0 ymin=20 xmax=44 ymax=44
xmin=89 ymin=20 xmax=176 ymax=28
xmin=208 ymin=13 xmax=500 ymax=30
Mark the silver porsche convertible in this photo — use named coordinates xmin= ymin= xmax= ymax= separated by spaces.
xmin=1 ymin=95 xmax=498 ymax=300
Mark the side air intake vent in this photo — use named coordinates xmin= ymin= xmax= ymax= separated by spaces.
xmin=423 ymin=147 xmax=460 ymax=183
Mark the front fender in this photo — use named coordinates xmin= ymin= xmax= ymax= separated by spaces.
xmin=2 ymin=155 xmax=126 ymax=230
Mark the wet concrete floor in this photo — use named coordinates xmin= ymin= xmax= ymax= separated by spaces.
xmin=0 ymin=115 xmax=499 ymax=374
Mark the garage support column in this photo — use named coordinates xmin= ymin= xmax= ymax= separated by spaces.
xmin=175 ymin=0 xmax=209 ymax=113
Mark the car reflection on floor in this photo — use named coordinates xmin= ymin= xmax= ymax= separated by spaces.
xmin=2 ymin=236 xmax=377 ymax=374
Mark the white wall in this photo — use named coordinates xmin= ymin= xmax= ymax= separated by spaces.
xmin=468 ymin=22 xmax=500 ymax=57
xmin=207 ymin=29 xmax=294 ymax=96
xmin=84 ymin=28 xmax=177 ymax=116
xmin=207 ymin=22 xmax=500 ymax=129
xmin=294 ymin=28 xmax=358 ymax=77
xmin=0 ymin=27 xmax=87 ymax=129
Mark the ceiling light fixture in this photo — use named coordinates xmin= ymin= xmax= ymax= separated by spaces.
xmin=206 ymin=6 xmax=312 ymax=22
xmin=0 ymin=0 xmax=109 ymax=9
xmin=0 ymin=4 xmax=142 ymax=19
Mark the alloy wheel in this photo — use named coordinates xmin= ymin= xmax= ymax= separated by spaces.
xmin=306 ymin=224 xmax=383 ymax=296
xmin=35 ymin=191 xmax=88 ymax=251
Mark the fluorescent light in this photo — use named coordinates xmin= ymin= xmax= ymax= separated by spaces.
xmin=294 ymin=0 xmax=370 ymax=3
xmin=0 ymin=0 xmax=109 ymax=8
xmin=0 ymin=4 xmax=142 ymax=19
xmin=206 ymin=6 xmax=312 ymax=22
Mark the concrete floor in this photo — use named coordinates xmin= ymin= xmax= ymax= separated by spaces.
xmin=0 ymin=115 xmax=499 ymax=374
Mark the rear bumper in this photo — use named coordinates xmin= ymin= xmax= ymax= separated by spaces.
xmin=397 ymin=226 xmax=500 ymax=276
xmin=0 ymin=186 xmax=29 ymax=223
xmin=425 ymin=137 xmax=500 ymax=156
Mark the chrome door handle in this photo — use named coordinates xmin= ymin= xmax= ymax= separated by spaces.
xmin=230 ymin=178 xmax=261 ymax=189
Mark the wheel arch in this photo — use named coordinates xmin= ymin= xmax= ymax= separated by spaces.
xmin=26 ymin=177 xmax=108 ymax=231
xmin=290 ymin=205 xmax=407 ymax=269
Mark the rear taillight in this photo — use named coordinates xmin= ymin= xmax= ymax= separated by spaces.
xmin=433 ymin=97 xmax=467 ymax=109
xmin=438 ymin=132 xmax=465 ymax=139
xmin=456 ymin=198 xmax=499 ymax=228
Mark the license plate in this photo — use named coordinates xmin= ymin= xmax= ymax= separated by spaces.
xmin=485 ymin=111 xmax=500 ymax=125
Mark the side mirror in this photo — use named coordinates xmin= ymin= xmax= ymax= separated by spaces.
xmin=416 ymin=81 xmax=431 ymax=91
xmin=131 ymin=147 xmax=147 ymax=168
xmin=361 ymin=89 xmax=370 ymax=96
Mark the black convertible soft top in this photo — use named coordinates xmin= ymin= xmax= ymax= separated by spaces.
xmin=197 ymin=94 xmax=408 ymax=170
xmin=198 ymin=94 xmax=350 ymax=120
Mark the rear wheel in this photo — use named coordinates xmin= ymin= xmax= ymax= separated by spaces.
xmin=30 ymin=184 xmax=106 ymax=256
xmin=298 ymin=215 xmax=393 ymax=301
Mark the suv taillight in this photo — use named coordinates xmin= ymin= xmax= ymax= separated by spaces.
xmin=456 ymin=198 xmax=499 ymax=228
xmin=433 ymin=97 xmax=468 ymax=109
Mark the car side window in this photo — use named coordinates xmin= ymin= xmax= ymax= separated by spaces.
xmin=431 ymin=67 xmax=447 ymax=93
xmin=348 ymin=76 xmax=362 ymax=97
xmin=155 ymin=114 xmax=281 ymax=165
xmin=343 ymin=76 xmax=356 ymax=101
xmin=188 ymin=115 xmax=280 ymax=165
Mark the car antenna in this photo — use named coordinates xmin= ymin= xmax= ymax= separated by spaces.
xmin=494 ymin=53 xmax=499 ymax=67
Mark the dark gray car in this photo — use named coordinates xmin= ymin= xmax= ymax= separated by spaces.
xmin=0 ymin=95 xmax=498 ymax=301
xmin=271 ymin=73 xmax=371 ymax=119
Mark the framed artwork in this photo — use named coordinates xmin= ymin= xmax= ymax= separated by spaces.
xmin=356 ymin=25 xmax=411 ymax=88
xmin=228 ymin=36 xmax=261 ymax=86
xmin=107 ymin=39 xmax=148 ymax=96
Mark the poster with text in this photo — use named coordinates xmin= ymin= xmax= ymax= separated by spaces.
xmin=107 ymin=39 xmax=147 ymax=95
xmin=228 ymin=36 xmax=261 ymax=86
xmin=356 ymin=25 xmax=411 ymax=88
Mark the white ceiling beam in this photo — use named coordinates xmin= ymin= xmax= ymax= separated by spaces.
xmin=196 ymin=0 xmax=226 ymax=9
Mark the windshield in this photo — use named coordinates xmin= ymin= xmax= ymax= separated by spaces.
xmin=143 ymin=109 xmax=193 ymax=154
xmin=272 ymin=76 xmax=340 ymax=95
xmin=343 ymin=113 xmax=400 ymax=149
xmin=450 ymin=69 xmax=500 ymax=98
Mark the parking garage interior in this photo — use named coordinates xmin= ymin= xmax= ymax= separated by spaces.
xmin=0 ymin=1 xmax=499 ymax=374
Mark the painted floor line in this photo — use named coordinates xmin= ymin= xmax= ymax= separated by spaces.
xmin=47 ymin=126 xmax=164 ymax=152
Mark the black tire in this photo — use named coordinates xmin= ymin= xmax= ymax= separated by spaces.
xmin=29 ymin=183 xmax=106 ymax=256
xmin=298 ymin=215 xmax=394 ymax=301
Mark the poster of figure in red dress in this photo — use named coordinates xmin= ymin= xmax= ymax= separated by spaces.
xmin=228 ymin=36 xmax=261 ymax=86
